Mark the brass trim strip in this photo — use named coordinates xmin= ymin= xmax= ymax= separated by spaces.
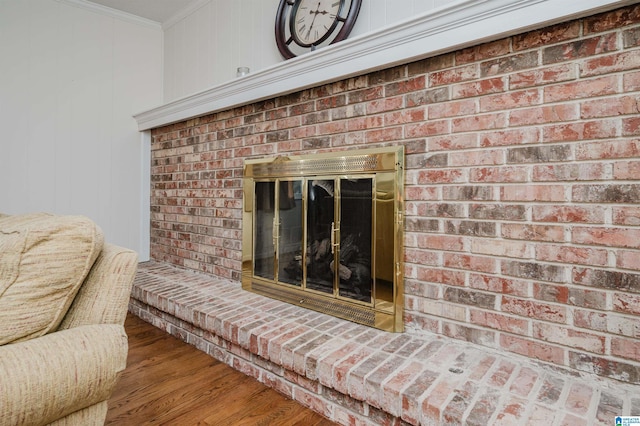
xmin=245 ymin=146 xmax=401 ymax=178
xmin=252 ymin=281 xmax=376 ymax=327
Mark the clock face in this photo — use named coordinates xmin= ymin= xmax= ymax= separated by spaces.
xmin=291 ymin=0 xmax=341 ymax=47
xmin=275 ymin=0 xmax=362 ymax=59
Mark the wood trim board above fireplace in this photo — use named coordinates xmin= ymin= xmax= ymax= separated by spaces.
xmin=133 ymin=0 xmax=632 ymax=131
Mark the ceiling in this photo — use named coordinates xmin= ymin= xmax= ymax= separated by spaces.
xmin=89 ymin=0 xmax=196 ymax=23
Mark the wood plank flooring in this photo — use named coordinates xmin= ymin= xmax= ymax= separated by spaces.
xmin=106 ymin=314 xmax=337 ymax=426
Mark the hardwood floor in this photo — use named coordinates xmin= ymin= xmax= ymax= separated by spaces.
xmin=106 ymin=314 xmax=336 ymax=426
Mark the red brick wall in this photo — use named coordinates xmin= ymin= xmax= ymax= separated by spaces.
xmin=150 ymin=5 xmax=640 ymax=383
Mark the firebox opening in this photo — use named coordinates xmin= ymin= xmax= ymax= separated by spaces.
xmin=243 ymin=147 xmax=404 ymax=332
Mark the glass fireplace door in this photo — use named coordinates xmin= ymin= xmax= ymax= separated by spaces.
xmin=253 ymin=175 xmax=383 ymax=305
xmin=305 ymin=179 xmax=336 ymax=294
xmin=253 ymin=181 xmax=276 ymax=281
xmin=337 ymin=178 xmax=373 ymax=303
xmin=304 ymin=177 xmax=374 ymax=304
xmin=254 ymin=179 xmax=304 ymax=286
xmin=278 ymin=180 xmax=303 ymax=287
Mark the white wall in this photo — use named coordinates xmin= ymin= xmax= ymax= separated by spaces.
xmin=163 ymin=0 xmax=453 ymax=102
xmin=0 ymin=0 xmax=162 ymax=257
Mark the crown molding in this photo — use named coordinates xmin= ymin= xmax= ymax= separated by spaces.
xmin=134 ymin=0 xmax=632 ymax=131
xmin=162 ymin=0 xmax=211 ymax=30
xmin=56 ymin=0 xmax=161 ymax=29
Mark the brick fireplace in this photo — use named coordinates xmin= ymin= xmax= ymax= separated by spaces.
xmin=137 ymin=3 xmax=640 ymax=423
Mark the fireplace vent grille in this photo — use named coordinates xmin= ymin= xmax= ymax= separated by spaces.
xmin=250 ymin=154 xmax=379 ymax=177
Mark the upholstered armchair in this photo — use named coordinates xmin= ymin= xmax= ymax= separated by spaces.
xmin=0 ymin=213 xmax=138 ymax=426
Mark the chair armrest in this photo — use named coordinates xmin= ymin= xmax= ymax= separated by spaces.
xmin=0 ymin=324 xmax=128 ymax=426
xmin=60 ymin=243 xmax=138 ymax=329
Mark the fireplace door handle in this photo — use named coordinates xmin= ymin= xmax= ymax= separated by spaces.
xmin=272 ymin=217 xmax=279 ymax=249
xmin=331 ymin=221 xmax=339 ymax=254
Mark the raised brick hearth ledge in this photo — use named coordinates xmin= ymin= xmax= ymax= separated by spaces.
xmin=130 ymin=262 xmax=639 ymax=425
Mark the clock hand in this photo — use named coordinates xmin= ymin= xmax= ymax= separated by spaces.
xmin=305 ymin=2 xmax=322 ymax=40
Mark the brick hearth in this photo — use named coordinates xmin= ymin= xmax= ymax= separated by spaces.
xmin=130 ymin=262 xmax=639 ymax=425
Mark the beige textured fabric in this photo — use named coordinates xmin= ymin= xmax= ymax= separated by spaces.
xmin=0 ymin=214 xmax=103 ymax=345
xmin=0 ymin=213 xmax=137 ymax=426
xmin=0 ymin=227 xmax=24 ymax=295
xmin=0 ymin=324 xmax=127 ymax=426
xmin=47 ymin=402 xmax=108 ymax=426
xmin=60 ymin=243 xmax=138 ymax=329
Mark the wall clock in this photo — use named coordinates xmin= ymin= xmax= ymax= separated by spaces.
xmin=275 ymin=0 xmax=362 ymax=59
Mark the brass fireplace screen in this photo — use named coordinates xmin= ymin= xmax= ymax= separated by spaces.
xmin=242 ymin=147 xmax=404 ymax=332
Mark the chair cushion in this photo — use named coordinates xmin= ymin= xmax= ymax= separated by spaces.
xmin=0 ymin=213 xmax=104 ymax=345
